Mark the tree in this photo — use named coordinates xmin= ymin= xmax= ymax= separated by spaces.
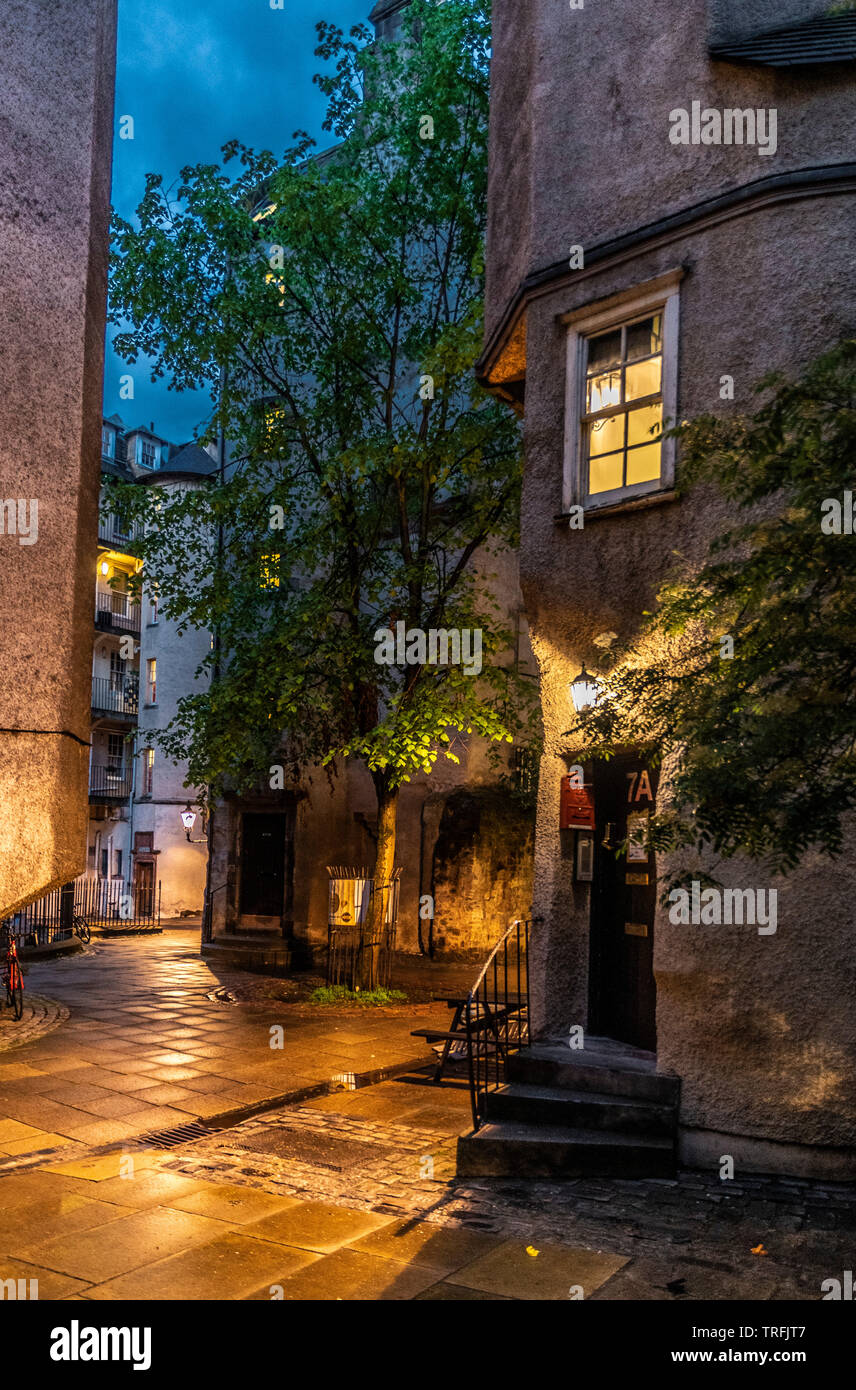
xmin=572 ymin=341 xmax=856 ymax=887
xmin=107 ymin=0 xmax=534 ymax=977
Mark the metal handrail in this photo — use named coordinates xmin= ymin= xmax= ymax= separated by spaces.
xmin=465 ymin=917 xmax=533 ymax=1132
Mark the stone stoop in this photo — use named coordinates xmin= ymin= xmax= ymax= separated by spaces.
xmin=456 ymin=1039 xmax=680 ymax=1179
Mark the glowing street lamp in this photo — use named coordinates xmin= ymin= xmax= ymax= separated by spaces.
xmin=569 ymin=664 xmax=599 ymax=714
xmin=180 ymin=803 xmax=198 ymax=840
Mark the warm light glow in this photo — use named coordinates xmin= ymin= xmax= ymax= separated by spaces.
xmin=100 ymin=560 xmax=110 ymax=576
xmin=252 ymin=202 xmax=278 ymax=222
xmin=180 ymin=804 xmax=197 ymax=833
xmin=570 ymin=665 xmax=599 ymax=714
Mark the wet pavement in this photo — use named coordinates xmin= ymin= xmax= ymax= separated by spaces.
xmin=0 ymin=930 xmax=449 ymax=1159
xmin=0 ymin=934 xmax=853 ymax=1301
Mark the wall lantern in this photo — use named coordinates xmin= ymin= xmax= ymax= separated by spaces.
xmin=181 ymin=802 xmax=209 ymax=844
xmin=569 ymin=665 xmax=599 ymax=714
xmin=100 ymin=560 xmax=110 ymax=577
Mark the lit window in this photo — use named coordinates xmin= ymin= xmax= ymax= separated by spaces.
xmin=260 ymin=554 xmax=281 ymax=590
xmin=146 ymin=657 xmax=157 ymax=704
xmin=142 ymin=748 xmax=154 ymax=796
xmin=563 ymin=272 xmax=681 ymax=511
xmin=265 ymin=271 xmax=286 ymax=307
xmin=584 ymin=315 xmax=663 ymax=495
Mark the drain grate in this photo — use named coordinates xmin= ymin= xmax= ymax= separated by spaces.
xmin=131 ymin=1120 xmax=221 ymax=1150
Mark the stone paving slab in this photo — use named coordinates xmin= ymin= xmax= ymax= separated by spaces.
xmin=0 ymin=930 xmax=448 ymax=1161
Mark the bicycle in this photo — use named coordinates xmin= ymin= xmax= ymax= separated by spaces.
xmin=1 ymin=926 xmax=24 ymax=1021
xmin=72 ymin=914 xmax=91 ymax=945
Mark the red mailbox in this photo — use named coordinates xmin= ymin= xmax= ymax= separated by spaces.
xmin=560 ymin=778 xmax=595 ymax=830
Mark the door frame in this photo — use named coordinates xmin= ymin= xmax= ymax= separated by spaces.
xmin=233 ymin=801 xmax=295 ymax=936
xmin=587 ymin=753 xmax=658 ymax=1051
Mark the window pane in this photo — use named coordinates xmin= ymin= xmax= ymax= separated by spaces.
xmin=589 ymin=413 xmax=625 ymax=457
xmin=589 ymin=451 xmax=624 ymax=494
xmin=625 ymin=356 xmax=661 ymax=401
xmin=626 ymin=314 xmax=662 ymax=362
xmin=626 ymin=441 xmax=661 ymax=485
xmin=587 ymin=369 xmax=622 ymax=413
xmin=587 ymin=327 xmax=622 ymax=372
xmin=627 ymin=402 xmax=662 ymax=448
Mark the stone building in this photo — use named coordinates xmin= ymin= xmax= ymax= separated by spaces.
xmin=86 ymin=417 xmax=214 ymax=920
xmin=476 ymin=0 xmax=856 ymax=1177
xmin=0 ymin=0 xmax=117 ymax=916
xmin=204 ymin=544 xmax=536 ymax=971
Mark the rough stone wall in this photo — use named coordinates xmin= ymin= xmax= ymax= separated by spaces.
xmin=429 ymin=787 xmax=535 ymax=960
xmin=0 ymin=0 xmax=118 ymax=915
xmin=487 ymin=0 xmax=856 ymax=1166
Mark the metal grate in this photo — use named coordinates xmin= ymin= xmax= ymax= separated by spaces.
xmin=131 ymin=1120 xmax=220 ymax=1149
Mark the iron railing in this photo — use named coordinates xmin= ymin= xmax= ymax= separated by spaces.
xmin=91 ymin=675 xmax=138 ymax=718
xmin=465 ymin=917 xmax=532 ymax=1132
xmin=98 ymin=514 xmax=142 ymax=548
xmin=95 ymin=588 xmax=141 ymax=634
xmin=1 ymin=874 xmax=161 ymax=948
xmin=326 ymin=868 xmax=401 ymax=991
xmin=88 ymin=763 xmax=133 ymax=799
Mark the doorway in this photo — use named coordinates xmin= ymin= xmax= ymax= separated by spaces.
xmin=238 ymin=811 xmax=289 ymax=922
xmin=589 ymin=755 xmax=659 ymax=1051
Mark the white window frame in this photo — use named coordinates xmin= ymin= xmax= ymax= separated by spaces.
xmin=562 ymin=270 xmax=683 ymax=514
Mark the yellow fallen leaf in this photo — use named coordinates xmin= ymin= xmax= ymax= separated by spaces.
xmin=751 ymin=1244 xmax=768 ymax=1256
xmin=526 ymin=1245 xmax=539 ymax=1258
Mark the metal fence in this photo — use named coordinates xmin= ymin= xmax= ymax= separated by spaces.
xmin=89 ymin=764 xmax=133 ymax=799
xmin=1 ymin=874 xmax=161 ymax=948
xmin=95 ymin=588 xmax=141 ymax=635
xmin=326 ymin=867 xmax=401 ymax=991
xmin=91 ymin=676 xmax=138 ymax=718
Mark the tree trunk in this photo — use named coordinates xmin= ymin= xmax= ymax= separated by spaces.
xmin=360 ymin=778 xmax=399 ymax=991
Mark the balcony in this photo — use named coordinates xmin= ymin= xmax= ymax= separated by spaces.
xmin=95 ymin=587 xmax=141 ymax=635
xmin=98 ymin=513 xmax=142 ymax=550
xmin=91 ymin=675 xmax=139 ymax=719
xmin=89 ymin=763 xmax=132 ymax=801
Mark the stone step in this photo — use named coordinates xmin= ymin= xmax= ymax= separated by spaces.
xmin=484 ymin=1083 xmax=676 ymax=1136
xmin=456 ymin=1122 xmax=676 ymax=1179
xmin=507 ymin=1044 xmax=680 ymax=1106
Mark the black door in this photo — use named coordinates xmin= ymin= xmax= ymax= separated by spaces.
xmin=589 ymin=756 xmax=658 ymax=1050
xmin=239 ymin=812 xmax=287 ymax=918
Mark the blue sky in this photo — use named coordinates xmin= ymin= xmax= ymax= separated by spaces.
xmin=106 ymin=0 xmax=371 ymax=443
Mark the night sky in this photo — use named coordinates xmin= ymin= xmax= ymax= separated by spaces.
xmin=105 ymin=0 xmax=371 ymax=444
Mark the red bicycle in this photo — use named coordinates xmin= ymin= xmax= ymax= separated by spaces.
xmin=2 ymin=926 xmax=23 ymax=1020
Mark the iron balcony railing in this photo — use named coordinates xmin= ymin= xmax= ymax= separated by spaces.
xmin=91 ymin=675 xmax=138 ymax=718
xmin=98 ymin=514 xmax=142 ymax=548
xmin=95 ymin=588 xmax=141 ymax=634
xmin=465 ymin=917 xmax=533 ymax=1132
xmin=89 ymin=763 xmax=133 ymax=799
